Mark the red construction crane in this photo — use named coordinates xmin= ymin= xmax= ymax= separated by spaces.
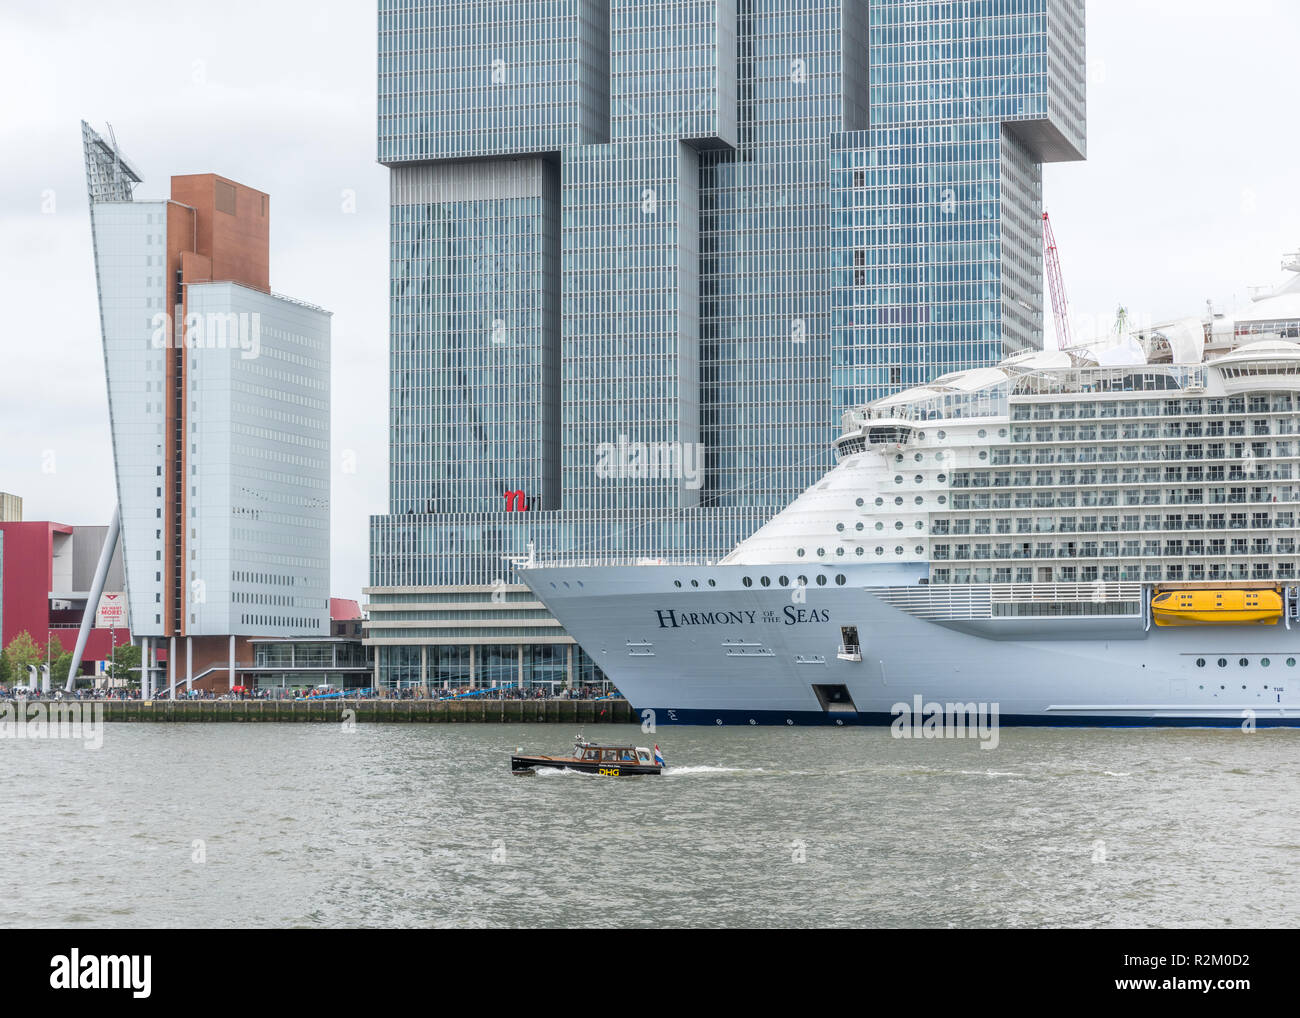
xmin=1041 ymin=211 xmax=1072 ymax=349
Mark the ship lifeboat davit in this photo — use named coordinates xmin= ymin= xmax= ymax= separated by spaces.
xmin=1151 ymin=588 xmax=1283 ymax=627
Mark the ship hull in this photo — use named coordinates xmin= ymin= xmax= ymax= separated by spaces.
xmin=521 ymin=563 xmax=1300 ymax=727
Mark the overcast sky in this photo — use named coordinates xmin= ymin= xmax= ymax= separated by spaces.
xmin=1 ymin=0 xmax=1297 ymax=600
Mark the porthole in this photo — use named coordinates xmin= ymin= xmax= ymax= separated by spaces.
xmin=856 ymin=498 xmax=864 ymax=507
xmin=1196 ymin=658 xmax=1206 ymax=667
xmin=978 ymin=451 xmax=988 ymax=460
xmin=690 ymin=579 xmax=699 ymax=588
xmin=978 ymin=429 xmax=987 ymax=438
xmin=937 ymin=473 xmax=947 ymax=483
xmin=835 ymin=574 xmax=846 ymax=586
xmin=1217 ymin=658 xmax=1227 ymax=667
xmin=914 ymin=546 xmax=924 ymax=554
xmin=938 ymin=495 xmax=947 ymax=505
xmin=797 ymin=576 xmax=808 ymax=586
xmin=874 ymin=547 xmax=884 ymax=556
xmin=1240 ymin=658 xmax=1249 ymax=667
xmin=836 ymin=523 xmax=845 ymax=532
xmin=918 ymin=431 xmax=926 ymax=440
xmin=856 ymin=522 xmax=864 ymax=531
xmin=875 ymin=497 xmax=884 ymax=506
xmin=1262 ymin=658 xmax=1270 ymax=667
xmin=836 ymin=547 xmax=845 ymax=556
xmin=895 ymin=454 xmax=904 ymax=463
xmin=895 ymin=521 xmax=904 ymax=530
xmin=914 ymin=474 xmax=924 ymax=484
xmin=1289 ymin=658 xmax=1296 ymax=667
xmin=915 ymin=521 xmax=924 ymax=530
xmin=778 ymin=575 xmax=789 ymax=586
xmin=707 ymin=579 xmax=716 ymax=587
xmin=895 ymin=546 xmax=904 ymax=555
xmin=895 ymin=475 xmax=903 ymax=484
xmin=894 ymin=496 xmax=903 ymax=505
xmin=742 ymin=577 xmax=752 ymax=588
xmin=875 ymin=522 xmax=884 ymax=531
xmin=797 ymin=548 xmax=806 ymax=557
xmin=938 ymin=430 xmax=946 ymax=439
xmin=817 ymin=548 xmax=826 ymax=557
xmin=935 ymin=451 xmax=945 ymax=461
xmin=914 ymin=453 xmax=923 ymax=462
xmin=760 ymin=576 xmax=771 ymax=587
xmin=914 ymin=496 xmax=923 ymax=505
xmin=856 ymin=547 xmax=865 ymax=556
xmin=998 ymin=428 xmax=1007 ymax=437
xmin=673 ymin=580 xmax=682 ymax=588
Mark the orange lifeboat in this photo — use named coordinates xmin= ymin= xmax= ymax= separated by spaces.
xmin=1151 ymin=588 xmax=1283 ymax=627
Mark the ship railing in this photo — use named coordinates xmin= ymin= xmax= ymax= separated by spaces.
xmin=874 ymin=582 xmax=1145 ymax=621
xmin=523 ymin=556 xmax=716 ymax=569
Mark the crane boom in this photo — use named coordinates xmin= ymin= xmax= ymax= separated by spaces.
xmin=1042 ymin=211 xmax=1072 ymax=348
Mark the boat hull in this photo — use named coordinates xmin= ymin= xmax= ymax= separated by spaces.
xmin=521 ymin=562 xmax=1300 ymax=728
xmin=511 ymin=756 xmax=662 ymax=776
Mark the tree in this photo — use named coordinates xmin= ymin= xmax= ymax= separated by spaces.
xmin=2 ymin=632 xmax=44 ymax=688
xmin=43 ymin=633 xmax=74 ymax=690
xmin=107 ymin=643 xmax=142 ymax=688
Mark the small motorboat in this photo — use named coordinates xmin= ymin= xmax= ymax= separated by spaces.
xmin=511 ymin=735 xmax=664 ymax=776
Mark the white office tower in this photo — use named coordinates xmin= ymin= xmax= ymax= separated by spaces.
xmin=82 ymin=121 xmax=331 ymax=693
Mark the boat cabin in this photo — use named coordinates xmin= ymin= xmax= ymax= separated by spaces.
xmin=575 ymin=745 xmax=655 ymax=765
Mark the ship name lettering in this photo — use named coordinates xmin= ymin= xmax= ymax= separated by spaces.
xmin=654 ymin=609 xmax=760 ymax=628
xmin=783 ymin=606 xmax=829 ymax=625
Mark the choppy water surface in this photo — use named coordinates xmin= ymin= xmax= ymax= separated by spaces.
xmin=3 ymin=723 xmax=1297 ymax=927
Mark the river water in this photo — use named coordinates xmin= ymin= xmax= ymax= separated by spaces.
xmin=3 ymin=723 xmax=1297 ymax=927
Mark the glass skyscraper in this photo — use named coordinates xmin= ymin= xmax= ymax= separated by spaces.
xmin=366 ymin=0 xmax=1087 ymax=689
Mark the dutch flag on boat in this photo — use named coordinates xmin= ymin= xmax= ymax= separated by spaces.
xmin=654 ymin=745 xmax=665 ymax=767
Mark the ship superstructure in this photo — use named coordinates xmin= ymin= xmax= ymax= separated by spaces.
xmin=520 ymin=257 xmax=1300 ymax=726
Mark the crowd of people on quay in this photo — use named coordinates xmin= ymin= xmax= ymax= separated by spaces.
xmin=1 ymin=683 xmax=618 ymax=701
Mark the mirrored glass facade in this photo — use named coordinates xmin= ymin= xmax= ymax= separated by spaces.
xmin=368 ymin=0 xmax=1087 ymax=687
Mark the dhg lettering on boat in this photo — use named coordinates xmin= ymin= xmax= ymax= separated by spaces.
xmin=891 ymin=694 xmax=1000 ymax=751
xmin=49 ymin=949 xmax=151 ymax=998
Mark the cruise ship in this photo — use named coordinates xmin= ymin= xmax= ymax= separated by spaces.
xmin=520 ymin=255 xmax=1300 ymax=726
